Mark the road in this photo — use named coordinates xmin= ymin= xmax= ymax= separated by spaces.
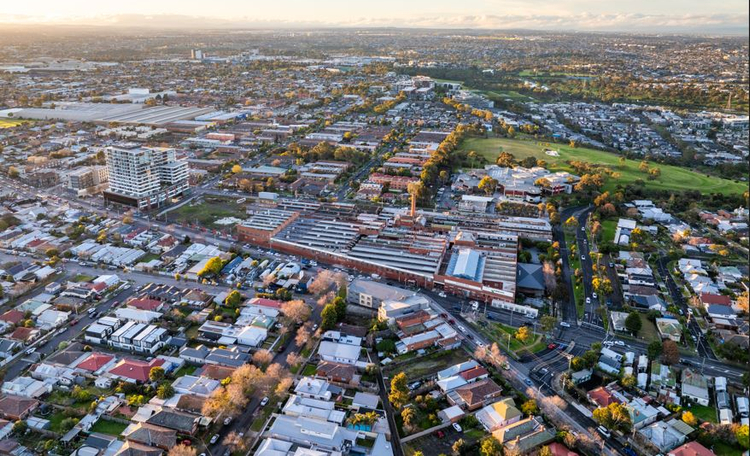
xmin=574 ymin=207 xmax=604 ymax=327
xmin=655 ymin=256 xmax=715 ymax=360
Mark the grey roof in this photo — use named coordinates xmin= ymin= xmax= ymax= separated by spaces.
xmin=517 ymin=263 xmax=545 ymax=290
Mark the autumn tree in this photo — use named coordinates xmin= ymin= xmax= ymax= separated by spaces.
xmin=661 ymin=340 xmax=680 ymax=365
xmin=388 ymin=372 xmax=409 ymax=409
xmin=401 ymin=407 xmax=416 ymax=430
xmin=231 ymin=164 xmax=242 ymax=174
xmin=478 ymin=176 xmax=498 ymax=196
xmin=452 ymin=438 xmax=466 ymax=456
xmin=223 ymin=431 xmax=249 ymax=453
xmin=224 ymin=290 xmax=242 ymax=308
xmin=286 ymin=353 xmax=303 ymax=368
xmin=593 ymin=402 xmax=632 ymax=433
xmin=540 ymin=315 xmax=556 ymax=334
xmin=149 ymin=366 xmax=165 ymax=383
xmin=479 ymin=437 xmax=502 ymax=456
xmin=521 ymin=399 xmax=539 ymax=416
xmin=496 ymin=152 xmax=515 ymax=167
xmin=682 ymin=411 xmax=697 ymax=426
xmin=515 ymin=326 xmax=531 ymax=344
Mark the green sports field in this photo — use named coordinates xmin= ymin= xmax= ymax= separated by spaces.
xmin=458 ymin=137 xmax=746 ymax=195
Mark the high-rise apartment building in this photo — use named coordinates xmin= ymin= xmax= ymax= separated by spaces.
xmin=103 ymin=146 xmax=188 ymax=209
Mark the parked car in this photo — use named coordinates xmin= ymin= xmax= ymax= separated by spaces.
xmin=597 ymin=426 xmax=611 ymax=438
xmin=260 ymin=397 xmax=269 ymax=407
xmin=209 ymin=435 xmax=219 ymax=445
xmin=547 ymin=343 xmax=557 ymax=350
xmin=452 ymin=423 xmax=463 ymax=432
xmin=223 ymin=417 xmax=232 ymax=426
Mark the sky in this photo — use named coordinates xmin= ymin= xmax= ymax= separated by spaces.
xmin=1 ymin=0 xmax=748 ymax=34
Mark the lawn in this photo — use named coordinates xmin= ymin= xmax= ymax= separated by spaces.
xmin=712 ymin=441 xmax=745 ymax=456
xmin=480 ymin=90 xmax=537 ymax=102
xmin=168 ymin=196 xmax=243 ymax=228
xmin=481 ymin=322 xmax=546 ymax=357
xmin=89 ymin=419 xmax=128 ymax=436
xmin=72 ymin=274 xmax=95 ymax=283
xmin=301 ymin=364 xmax=318 ymax=376
xmin=565 ymin=230 xmax=585 ymax=318
xmin=457 ymin=137 xmax=746 ymax=195
xmin=384 ymin=348 xmax=469 ymax=380
xmin=172 ymin=364 xmax=198 ymax=378
xmin=688 ymin=404 xmax=717 ymax=423
xmin=601 ymin=219 xmax=618 ymax=244
xmin=637 ymin=313 xmax=661 ymax=343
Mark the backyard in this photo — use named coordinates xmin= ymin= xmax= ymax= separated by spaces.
xmin=383 ymin=348 xmax=470 ymax=380
xmin=457 ymin=137 xmax=746 ymax=195
xmin=89 ymin=419 xmax=129 ymax=436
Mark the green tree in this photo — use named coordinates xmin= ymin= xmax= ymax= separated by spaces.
xmin=647 ymin=341 xmax=663 ymax=360
xmin=570 ymin=356 xmax=586 ymax=371
xmin=332 ymin=296 xmax=347 ymax=322
xmin=321 ymin=304 xmax=338 ymax=330
xmin=157 ymin=383 xmax=176 ymax=399
xmin=12 ymin=420 xmax=27 ymax=434
xmin=540 ymin=315 xmax=556 ymax=334
xmin=388 ymin=372 xmax=409 ymax=409
xmin=478 ymin=176 xmax=498 ymax=196
xmin=71 ymin=386 xmax=91 ymax=403
xmin=621 ymin=375 xmax=636 ymax=389
xmin=624 ymin=311 xmax=642 ymax=335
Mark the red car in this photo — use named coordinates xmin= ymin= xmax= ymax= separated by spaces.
xmin=71 ymin=319 xmax=79 ymax=326
xmin=435 ymin=430 xmax=445 ymax=438
xmin=547 ymin=343 xmax=557 ymax=350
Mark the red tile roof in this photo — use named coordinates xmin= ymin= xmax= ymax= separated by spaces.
xmin=548 ymin=442 xmax=578 ymax=456
xmin=9 ymin=327 xmax=35 ymax=341
xmin=588 ymin=387 xmax=618 ymax=408
xmin=109 ymin=358 xmax=165 ymax=382
xmin=700 ymin=293 xmax=731 ymax=306
xmin=459 ymin=365 xmax=489 ymax=381
xmin=668 ymin=442 xmax=715 ymax=456
xmin=78 ymin=353 xmax=115 ymax=371
xmin=127 ymin=298 xmax=163 ymax=311
xmin=0 ymin=310 xmax=24 ymax=324
xmin=248 ymin=297 xmax=282 ymax=309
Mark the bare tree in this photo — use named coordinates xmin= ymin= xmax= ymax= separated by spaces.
xmin=286 ymin=352 xmax=302 ymax=367
xmin=295 ymin=325 xmax=311 ymax=347
xmin=253 ymin=349 xmax=274 ymax=367
xmin=222 ymin=431 xmax=249 ymax=453
xmin=281 ymin=300 xmax=311 ymax=324
xmin=309 ymin=270 xmax=335 ymax=295
xmin=168 ymin=444 xmax=197 ymax=456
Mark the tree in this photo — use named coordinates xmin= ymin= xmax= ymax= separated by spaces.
xmin=648 ymin=167 xmax=661 ymax=180
xmin=71 ymin=385 xmax=91 ymax=402
xmin=231 ymin=164 xmax=242 ymax=174
xmin=286 ymin=352 xmax=303 ymax=368
xmin=198 ymin=256 xmax=223 ymax=277
xmin=60 ymin=417 xmax=79 ymax=432
xmin=638 ymin=161 xmax=650 ymax=173
xmin=621 ymin=375 xmax=636 ymax=389
xmin=592 ymin=277 xmax=613 ymax=297
xmin=168 ymin=444 xmax=197 ymax=456
xmin=224 ymin=290 xmax=242 ymax=308
xmin=321 ymin=303 xmax=338 ymax=330
xmin=478 ymin=176 xmax=498 ymax=196
xmin=624 ymin=311 xmax=642 ymax=335
xmin=647 ymin=341 xmax=663 ymax=360
xmin=253 ymin=349 xmax=274 ymax=367
xmin=332 ymin=297 xmax=347 ymax=321
xmin=540 ymin=315 xmax=556 ymax=333
xmin=496 ymin=152 xmax=515 ymax=167
xmin=281 ymin=300 xmax=310 ymax=324
xmin=157 ymin=383 xmax=175 ymax=399
xmin=538 ymin=446 xmax=553 ymax=456
xmin=388 ymin=372 xmax=409 ymax=409
xmin=593 ymin=402 xmax=632 ymax=433
xmin=661 ymin=340 xmax=680 ymax=365
xmin=452 ymin=438 xmax=466 ymax=456
xmin=295 ymin=325 xmax=311 ymax=347
xmin=149 ymin=366 xmax=165 ymax=382
xmin=223 ymin=431 xmax=249 ymax=453
xmin=515 ymin=326 xmax=531 ymax=344
xmin=309 ymin=270 xmax=335 ymax=295
xmin=564 ymin=216 xmax=579 ymax=230
xmin=570 ymin=356 xmax=586 ymax=371
xmin=479 ymin=437 xmax=502 ymax=456
xmin=521 ymin=399 xmax=539 ymax=416
xmin=737 ymin=425 xmax=749 ymax=450
xmin=401 ymin=407 xmax=416 ymax=429
xmin=681 ymin=411 xmax=697 ymax=427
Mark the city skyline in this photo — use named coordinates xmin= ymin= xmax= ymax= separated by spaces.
xmin=1 ymin=0 xmax=748 ymax=34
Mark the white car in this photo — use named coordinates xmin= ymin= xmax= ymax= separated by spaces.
xmin=209 ymin=435 xmax=219 ymax=445
xmin=260 ymin=397 xmax=269 ymax=407
xmin=614 ymin=341 xmax=625 ymax=346
xmin=452 ymin=423 xmax=463 ymax=432
xmin=597 ymin=426 xmax=611 ymax=438
xmin=592 ymin=292 xmax=598 ymax=299
xmin=585 ymin=297 xmax=591 ymax=304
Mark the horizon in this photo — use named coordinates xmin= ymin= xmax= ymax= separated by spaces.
xmin=1 ymin=0 xmax=749 ymax=35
